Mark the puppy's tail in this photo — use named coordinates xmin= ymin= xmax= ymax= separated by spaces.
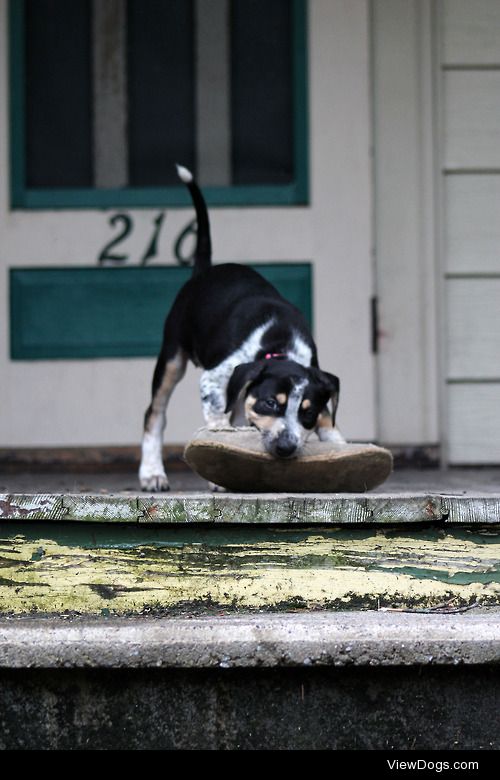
xmin=176 ymin=164 xmax=212 ymax=275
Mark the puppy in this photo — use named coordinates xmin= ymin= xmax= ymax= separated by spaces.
xmin=139 ymin=165 xmax=345 ymax=491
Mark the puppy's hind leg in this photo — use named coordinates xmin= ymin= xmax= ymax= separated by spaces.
xmin=139 ymin=348 xmax=187 ymax=491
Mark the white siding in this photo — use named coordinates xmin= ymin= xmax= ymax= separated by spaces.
xmin=441 ymin=0 xmax=500 ymax=463
xmin=448 ymin=384 xmax=500 ymax=463
xmin=444 ymin=72 xmax=500 ymax=169
xmin=442 ymin=0 xmax=500 ymax=65
xmin=447 ymin=280 xmax=500 ymax=379
xmin=445 ymin=176 xmax=500 ymax=274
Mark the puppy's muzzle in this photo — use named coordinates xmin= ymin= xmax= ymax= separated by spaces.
xmin=265 ymin=432 xmax=300 ymax=459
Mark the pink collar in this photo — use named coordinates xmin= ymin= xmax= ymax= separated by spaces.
xmin=264 ymin=352 xmax=287 ymax=360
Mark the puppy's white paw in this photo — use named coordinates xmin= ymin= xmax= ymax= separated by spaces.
xmin=209 ymin=481 xmax=227 ymax=493
xmin=317 ymin=426 xmax=347 ymax=449
xmin=206 ymin=417 xmax=231 ymax=431
xmin=140 ymin=471 xmax=170 ymax=492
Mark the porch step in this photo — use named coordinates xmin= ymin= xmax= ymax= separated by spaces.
xmin=0 ymin=612 xmax=498 ymax=750
xmin=1 ymin=490 xmax=500 ymax=524
xmin=0 ymin=611 xmax=498 ymax=668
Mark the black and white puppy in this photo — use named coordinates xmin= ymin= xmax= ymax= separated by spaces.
xmin=139 ymin=165 xmax=345 ymax=491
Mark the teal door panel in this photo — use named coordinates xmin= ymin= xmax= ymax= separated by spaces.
xmin=10 ymin=264 xmax=312 ymax=360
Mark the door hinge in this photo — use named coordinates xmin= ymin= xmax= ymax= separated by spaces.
xmin=371 ymin=296 xmax=379 ymax=354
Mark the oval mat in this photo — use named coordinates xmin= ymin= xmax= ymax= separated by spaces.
xmin=184 ymin=427 xmax=393 ymax=492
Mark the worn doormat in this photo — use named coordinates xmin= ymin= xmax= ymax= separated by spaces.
xmin=184 ymin=427 xmax=393 ymax=492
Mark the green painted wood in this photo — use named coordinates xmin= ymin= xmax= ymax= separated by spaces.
xmin=0 ymin=523 xmax=498 ymax=614
xmin=13 ymin=183 xmax=307 ymax=210
xmin=10 ymin=263 xmax=312 ymax=359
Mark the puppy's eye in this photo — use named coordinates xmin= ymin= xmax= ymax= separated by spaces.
xmin=254 ymin=397 xmax=280 ymax=414
xmin=263 ymin=397 xmax=280 ymax=412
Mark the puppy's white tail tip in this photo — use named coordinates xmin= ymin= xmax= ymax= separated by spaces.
xmin=175 ymin=164 xmax=193 ymax=184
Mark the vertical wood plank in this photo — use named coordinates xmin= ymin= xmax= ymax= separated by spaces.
xmin=92 ymin=0 xmax=128 ymax=188
xmin=195 ymin=0 xmax=231 ymax=185
xmin=372 ymin=0 xmax=438 ymax=443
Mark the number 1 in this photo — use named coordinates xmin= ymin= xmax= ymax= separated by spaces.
xmin=140 ymin=213 xmax=166 ymax=266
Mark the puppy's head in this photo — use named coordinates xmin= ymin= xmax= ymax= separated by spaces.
xmin=225 ymin=359 xmax=339 ymax=459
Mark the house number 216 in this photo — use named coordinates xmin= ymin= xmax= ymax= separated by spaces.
xmin=97 ymin=212 xmax=196 ymax=266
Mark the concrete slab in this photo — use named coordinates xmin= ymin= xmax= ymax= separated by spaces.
xmin=0 ymin=611 xmax=498 ymax=668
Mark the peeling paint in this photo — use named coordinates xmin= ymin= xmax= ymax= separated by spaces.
xmin=0 ymin=495 xmax=66 ymax=520
xmin=0 ymin=526 xmax=497 ymax=614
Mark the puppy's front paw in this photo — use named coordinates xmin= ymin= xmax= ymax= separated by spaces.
xmin=209 ymin=481 xmax=227 ymax=493
xmin=140 ymin=471 xmax=170 ymax=492
xmin=317 ymin=426 xmax=347 ymax=449
xmin=206 ymin=417 xmax=231 ymax=431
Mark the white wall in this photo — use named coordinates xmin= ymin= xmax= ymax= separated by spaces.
xmin=0 ymin=0 xmax=375 ymax=449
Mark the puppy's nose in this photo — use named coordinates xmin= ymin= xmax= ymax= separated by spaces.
xmin=275 ymin=440 xmax=297 ymax=458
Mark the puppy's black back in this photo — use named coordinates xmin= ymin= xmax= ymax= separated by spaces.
xmin=176 ymin=263 xmax=314 ymax=368
xmin=165 ymin=167 xmax=316 ymax=369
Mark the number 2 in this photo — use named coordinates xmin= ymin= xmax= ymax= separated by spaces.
xmin=97 ymin=214 xmax=132 ymax=264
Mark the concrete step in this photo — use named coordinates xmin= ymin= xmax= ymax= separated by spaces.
xmin=0 ymin=612 xmax=498 ymax=750
xmin=1 ymin=611 xmax=498 ymax=668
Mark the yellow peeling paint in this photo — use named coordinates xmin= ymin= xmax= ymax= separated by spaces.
xmin=0 ymin=530 xmax=498 ymax=614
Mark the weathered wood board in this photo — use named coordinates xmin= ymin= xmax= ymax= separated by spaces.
xmin=0 ymin=524 xmax=498 ymax=615
xmin=0 ymin=492 xmax=443 ymax=524
xmin=2 ymin=492 xmax=500 ymax=524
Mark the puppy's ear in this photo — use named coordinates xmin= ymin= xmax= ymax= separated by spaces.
xmin=225 ymin=361 xmax=265 ymax=413
xmin=308 ymin=367 xmax=340 ymax=395
xmin=309 ymin=368 xmax=340 ymax=421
